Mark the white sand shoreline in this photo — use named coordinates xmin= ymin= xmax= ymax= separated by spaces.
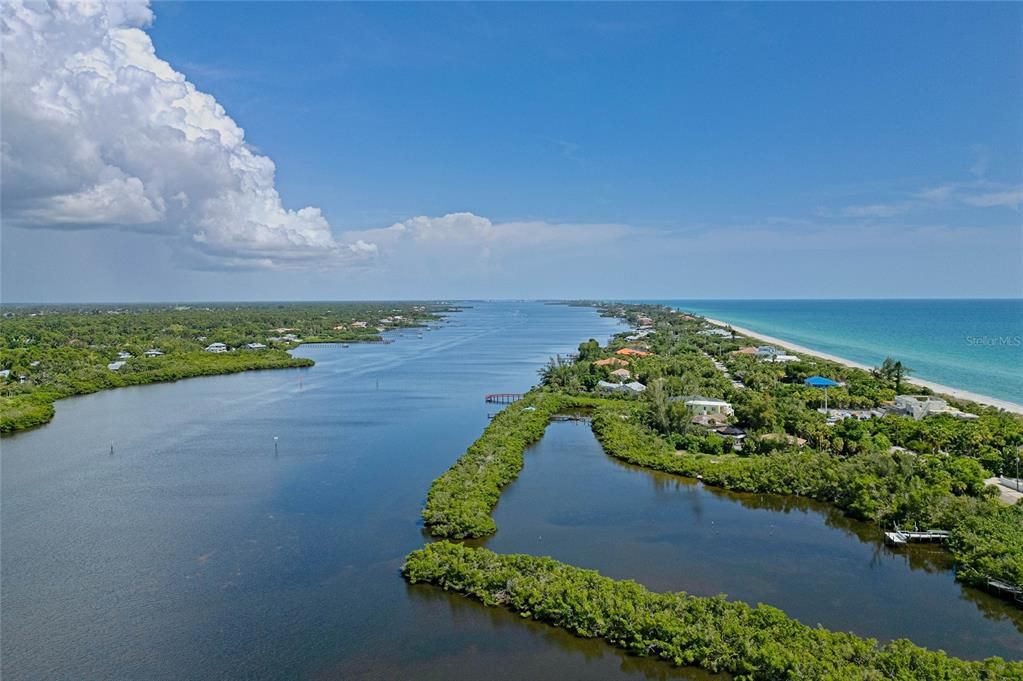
xmin=701 ymin=316 xmax=1023 ymax=415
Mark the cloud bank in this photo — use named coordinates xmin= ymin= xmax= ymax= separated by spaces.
xmin=1 ymin=0 xmax=368 ymax=268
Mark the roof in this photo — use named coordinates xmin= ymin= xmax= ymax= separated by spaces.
xmin=615 ymin=348 xmax=651 ymax=357
xmin=593 ymin=357 xmax=628 ymax=367
xmin=804 ymin=376 xmax=840 ymax=388
xmin=610 ymin=368 xmax=632 ymax=377
xmin=681 ymin=395 xmax=731 ymax=406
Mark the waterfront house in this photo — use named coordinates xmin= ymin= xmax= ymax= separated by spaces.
xmin=107 ymin=361 xmax=126 ymax=371
xmin=204 ymin=342 xmax=228 ymax=353
xmin=698 ymin=328 xmax=733 ymax=338
xmin=892 ymin=395 xmax=948 ymax=419
xmin=593 ymin=357 xmax=629 ymax=368
xmin=610 ymin=368 xmax=632 ymax=381
xmin=615 ymin=348 xmax=652 ymax=357
xmin=772 ymin=354 xmax=800 ymax=363
xmin=143 ymin=349 xmax=164 ymax=357
xmin=731 ymin=346 xmax=759 ymax=356
xmin=890 ymin=395 xmax=978 ymax=421
xmin=756 ymin=346 xmax=780 ymax=358
xmin=244 ymin=342 xmax=267 ymax=350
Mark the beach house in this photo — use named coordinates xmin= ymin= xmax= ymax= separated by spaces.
xmin=593 ymin=357 xmax=629 ymax=368
xmin=204 ymin=342 xmax=228 ymax=353
xmin=891 ymin=395 xmax=979 ymax=421
xmin=615 ymin=348 xmax=652 ymax=358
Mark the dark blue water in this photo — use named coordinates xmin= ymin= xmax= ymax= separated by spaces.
xmin=1 ymin=302 xmax=1019 ymax=681
xmin=644 ymin=300 xmax=1023 ymax=404
xmin=485 ymin=423 xmax=1023 ymax=660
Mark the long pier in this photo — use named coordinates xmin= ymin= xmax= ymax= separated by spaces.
xmin=485 ymin=393 xmax=525 ymax=404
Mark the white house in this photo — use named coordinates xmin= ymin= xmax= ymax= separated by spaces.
xmin=891 ymin=395 xmax=978 ymax=421
xmin=107 ymin=361 xmax=126 ymax=371
xmin=244 ymin=342 xmax=267 ymax=350
xmin=680 ymin=396 xmax=734 ymax=417
xmin=597 ymin=380 xmax=647 ymax=394
xmin=116 ymin=351 xmax=132 ymax=360
xmin=0 ymin=369 xmax=10 ymax=379
xmin=204 ymin=342 xmax=228 ymax=353
xmin=893 ymin=395 xmax=948 ymax=419
xmin=756 ymin=346 xmax=780 ymax=358
xmin=772 ymin=354 xmax=800 ymax=363
xmin=143 ymin=349 xmax=164 ymax=357
xmin=698 ymin=328 xmax=733 ymax=338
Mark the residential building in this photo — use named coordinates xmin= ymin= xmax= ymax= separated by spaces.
xmin=204 ymin=342 xmax=228 ymax=353
xmin=680 ymin=396 xmax=734 ymax=417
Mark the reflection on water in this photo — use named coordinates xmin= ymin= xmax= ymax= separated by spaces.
xmin=2 ymin=301 xmax=1019 ymax=681
xmin=483 ymin=422 xmax=1023 ymax=661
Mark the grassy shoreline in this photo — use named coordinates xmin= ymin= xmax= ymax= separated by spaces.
xmin=1 ymin=352 xmax=313 ymax=433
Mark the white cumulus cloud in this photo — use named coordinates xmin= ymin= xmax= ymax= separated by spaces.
xmin=0 ymin=0 xmax=363 ymax=269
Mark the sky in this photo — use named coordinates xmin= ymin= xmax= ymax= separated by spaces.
xmin=1 ymin=1 xmax=1021 ymax=302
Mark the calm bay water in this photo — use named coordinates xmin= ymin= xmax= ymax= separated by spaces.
xmin=649 ymin=299 xmax=1023 ymax=404
xmin=1 ymin=302 xmax=1020 ymax=680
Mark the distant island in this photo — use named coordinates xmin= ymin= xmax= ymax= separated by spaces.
xmin=0 ymin=302 xmax=454 ymax=432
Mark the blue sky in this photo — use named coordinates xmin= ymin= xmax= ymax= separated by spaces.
xmin=2 ymin=2 xmax=1021 ymax=301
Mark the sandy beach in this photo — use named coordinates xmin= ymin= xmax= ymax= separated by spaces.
xmin=703 ymin=317 xmax=1023 ymax=415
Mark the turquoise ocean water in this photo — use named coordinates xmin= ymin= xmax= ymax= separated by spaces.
xmin=640 ymin=300 xmax=1023 ymax=405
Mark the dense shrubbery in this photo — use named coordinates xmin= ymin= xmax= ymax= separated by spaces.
xmin=422 ymin=393 xmax=565 ymax=538
xmin=590 ymin=404 xmax=1021 ymax=591
xmin=421 ymin=392 xmax=611 ymax=538
xmin=404 ymin=542 xmax=1023 ymax=680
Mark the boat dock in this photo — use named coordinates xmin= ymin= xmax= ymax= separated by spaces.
xmin=485 ymin=393 xmax=525 ymax=404
xmin=884 ymin=528 xmax=950 ymax=546
xmin=986 ymin=578 xmax=1023 ymax=604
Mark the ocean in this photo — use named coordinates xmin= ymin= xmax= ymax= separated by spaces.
xmin=642 ymin=299 xmax=1022 ymax=405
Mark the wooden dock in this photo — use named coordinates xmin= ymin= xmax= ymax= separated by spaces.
xmin=986 ymin=578 xmax=1023 ymax=604
xmin=884 ymin=528 xmax=950 ymax=546
xmin=485 ymin=393 xmax=525 ymax=404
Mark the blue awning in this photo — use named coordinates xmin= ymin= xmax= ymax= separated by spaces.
xmin=804 ymin=376 xmax=840 ymax=388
